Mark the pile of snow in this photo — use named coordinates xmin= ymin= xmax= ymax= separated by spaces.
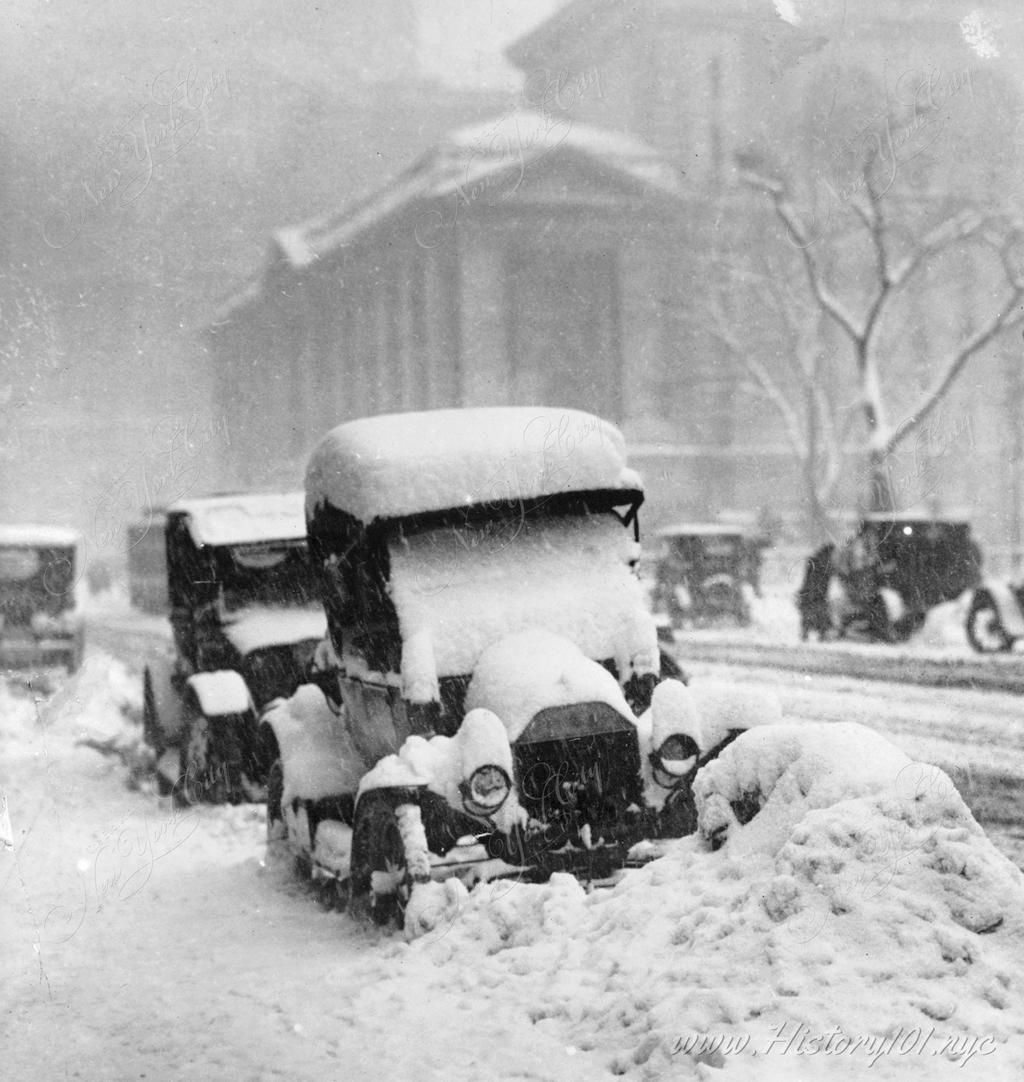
xmin=399 ymin=721 xmax=1024 ymax=1078
xmin=388 ymin=513 xmax=657 ymax=688
xmin=464 ymin=630 xmax=636 ymax=742
xmin=305 ymin=406 xmax=637 ymax=524
xmin=694 ymin=722 xmax=940 ymax=856
xmin=917 ymin=595 xmax=973 ymax=649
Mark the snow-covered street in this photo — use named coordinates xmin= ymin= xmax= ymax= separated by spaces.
xmin=4 ymin=645 xmax=1024 ymax=1081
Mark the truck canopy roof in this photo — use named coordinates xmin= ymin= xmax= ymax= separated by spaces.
xmin=0 ymin=525 xmax=80 ymax=547
xmin=305 ymin=407 xmax=640 ymax=524
xmin=168 ymin=492 xmax=306 ymax=547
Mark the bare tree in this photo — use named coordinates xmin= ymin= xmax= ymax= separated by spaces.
xmin=672 ymin=248 xmax=849 ymax=539
xmin=736 ymin=150 xmax=1024 ymax=513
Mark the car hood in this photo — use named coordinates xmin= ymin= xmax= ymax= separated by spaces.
xmin=222 ymin=605 xmax=327 ymax=656
xmin=464 ymin=629 xmax=635 ymax=743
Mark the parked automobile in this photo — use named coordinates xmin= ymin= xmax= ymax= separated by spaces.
xmin=142 ymin=492 xmax=326 ymax=803
xmin=651 ymin=524 xmax=766 ymax=629
xmin=0 ymin=526 xmax=84 ymax=672
xmin=126 ymin=509 xmax=168 ymax=613
xmin=261 ymin=407 xmax=746 ymax=926
xmin=797 ymin=513 xmax=982 ymax=643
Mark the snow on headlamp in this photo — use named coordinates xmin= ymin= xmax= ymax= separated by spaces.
xmin=461 ymin=764 xmax=511 ymax=814
xmin=651 ymin=733 xmax=700 ymax=784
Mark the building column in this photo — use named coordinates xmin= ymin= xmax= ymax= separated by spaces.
xmin=457 ymin=227 xmax=510 ymax=407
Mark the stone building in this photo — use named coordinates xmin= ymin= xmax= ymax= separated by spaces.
xmin=207 ymin=0 xmax=1024 ymax=544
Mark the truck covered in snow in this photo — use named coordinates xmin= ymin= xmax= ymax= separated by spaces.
xmin=0 ymin=526 xmax=84 ymax=672
xmin=261 ymin=407 xmax=758 ymax=926
xmin=141 ymin=492 xmax=326 ymax=803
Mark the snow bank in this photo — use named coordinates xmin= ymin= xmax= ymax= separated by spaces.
xmin=464 ymin=630 xmax=635 ymax=742
xmin=305 ymin=406 xmax=635 ymax=523
xmin=403 ymin=722 xmax=1024 ymax=1079
xmin=389 ymin=513 xmax=657 ymax=686
xmin=694 ymin=722 xmax=924 ymax=857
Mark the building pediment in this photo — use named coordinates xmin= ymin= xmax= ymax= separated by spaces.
xmin=269 ymin=110 xmax=686 ymax=265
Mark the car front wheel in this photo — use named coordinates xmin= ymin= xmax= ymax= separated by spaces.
xmin=349 ymin=796 xmax=427 ymax=929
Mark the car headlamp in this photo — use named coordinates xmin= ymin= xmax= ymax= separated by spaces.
xmin=461 ymin=764 xmax=511 ymax=815
xmin=649 ymin=733 xmax=700 ymax=787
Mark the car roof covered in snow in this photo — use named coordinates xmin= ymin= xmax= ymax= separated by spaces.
xmin=305 ymin=407 xmax=641 ymax=524
xmin=168 ymin=492 xmax=307 ymax=547
xmin=0 ymin=525 xmax=80 ymax=547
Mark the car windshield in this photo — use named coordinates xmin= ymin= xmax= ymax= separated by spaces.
xmin=214 ymin=541 xmax=320 ymax=612
xmin=387 ymin=511 xmax=652 ymax=681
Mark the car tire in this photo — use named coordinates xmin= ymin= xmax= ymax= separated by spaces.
xmin=349 ymin=796 xmax=419 ymax=929
xmin=966 ymin=592 xmax=1013 ymax=654
xmin=142 ymin=671 xmax=163 ymax=753
xmin=264 ymin=758 xmax=295 ymax=870
xmin=177 ymin=702 xmax=232 ymax=805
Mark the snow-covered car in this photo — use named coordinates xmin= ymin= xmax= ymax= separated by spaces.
xmin=261 ymin=407 xmax=746 ymax=925
xmin=142 ymin=493 xmax=326 ymax=803
xmin=0 ymin=526 xmax=84 ymax=672
xmin=651 ymin=523 xmax=767 ymax=630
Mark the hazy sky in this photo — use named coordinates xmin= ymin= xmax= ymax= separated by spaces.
xmin=416 ymin=0 xmax=563 ymax=87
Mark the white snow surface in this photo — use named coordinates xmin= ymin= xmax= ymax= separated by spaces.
xmin=305 ymin=406 xmax=635 ymax=523
xmin=389 ymin=513 xmax=657 ymax=687
xmin=463 ymin=629 xmax=636 ymax=742
xmin=170 ymin=490 xmax=307 ymax=546
xmin=5 ymin=652 xmax=1024 ymax=1081
xmin=221 ymin=604 xmax=327 ymax=656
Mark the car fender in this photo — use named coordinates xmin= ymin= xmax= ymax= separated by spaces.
xmin=186 ymin=670 xmax=254 ymax=719
xmin=977 ymin=580 xmax=1024 ymax=638
xmin=261 ymin=685 xmax=367 ymax=805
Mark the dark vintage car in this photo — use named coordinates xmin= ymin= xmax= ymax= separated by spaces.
xmin=260 ymin=407 xmax=742 ymax=928
xmin=126 ymin=509 xmax=168 ymax=613
xmin=797 ymin=513 xmax=982 ymax=643
xmin=0 ymin=526 xmax=84 ymax=672
xmin=652 ymin=524 xmax=766 ymax=629
xmin=142 ymin=493 xmax=326 ymax=803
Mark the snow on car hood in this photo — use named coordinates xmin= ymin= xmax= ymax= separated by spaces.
xmin=221 ymin=605 xmax=326 ymax=656
xmin=464 ymin=630 xmax=635 ymax=743
xmin=387 ymin=513 xmax=658 ymax=697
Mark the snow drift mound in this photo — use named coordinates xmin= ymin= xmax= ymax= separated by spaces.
xmin=405 ymin=722 xmax=1024 ymax=1079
